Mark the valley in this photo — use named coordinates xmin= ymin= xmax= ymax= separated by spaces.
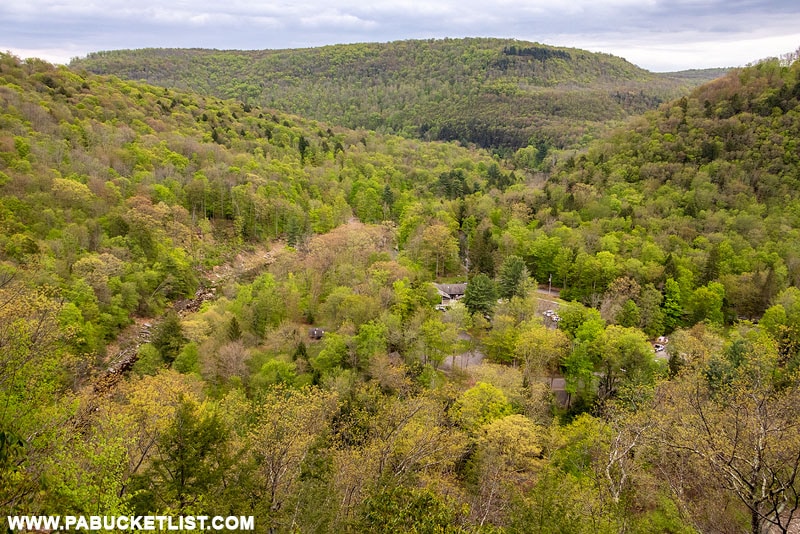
xmin=1 ymin=43 xmax=800 ymax=532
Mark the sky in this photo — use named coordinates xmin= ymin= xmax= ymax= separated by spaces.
xmin=1 ymin=0 xmax=799 ymax=72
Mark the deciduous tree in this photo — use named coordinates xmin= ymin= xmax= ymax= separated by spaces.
xmin=651 ymin=332 xmax=800 ymax=534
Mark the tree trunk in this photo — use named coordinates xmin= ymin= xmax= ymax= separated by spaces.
xmin=752 ymin=505 xmax=761 ymax=534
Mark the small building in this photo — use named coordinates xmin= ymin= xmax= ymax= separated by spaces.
xmin=309 ymin=328 xmax=325 ymax=340
xmin=433 ymin=283 xmax=467 ymax=307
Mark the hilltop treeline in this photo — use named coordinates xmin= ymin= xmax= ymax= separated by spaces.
xmin=502 ymin=45 xmax=571 ymax=61
xmin=71 ymin=38 xmax=724 ymax=153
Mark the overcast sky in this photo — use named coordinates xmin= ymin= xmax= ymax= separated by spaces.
xmin=1 ymin=0 xmax=799 ymax=72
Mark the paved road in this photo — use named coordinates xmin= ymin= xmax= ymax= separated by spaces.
xmin=441 ymin=348 xmax=485 ymax=370
xmin=440 ymin=290 xmax=564 ymax=371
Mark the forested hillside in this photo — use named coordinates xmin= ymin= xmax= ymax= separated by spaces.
xmin=0 ymin=51 xmax=508 ymax=351
xmin=2 ymin=49 xmax=800 ymax=534
xmin=70 ymin=38 xmax=725 ymax=153
xmin=508 ymin=57 xmax=800 ymax=317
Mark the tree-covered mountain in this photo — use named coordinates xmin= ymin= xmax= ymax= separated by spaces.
xmin=541 ymin=56 xmax=800 ymax=310
xmin=0 ymin=51 xmax=508 ymax=354
xmin=70 ymin=38 xmax=725 ymax=153
xmin=2 ymin=49 xmax=800 ymax=534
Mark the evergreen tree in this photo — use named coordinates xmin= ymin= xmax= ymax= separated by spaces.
xmin=616 ymin=299 xmax=641 ymax=328
xmin=497 ymin=255 xmax=530 ymax=299
xmin=298 ymin=135 xmax=310 ymax=164
xmin=662 ymin=278 xmax=683 ymax=332
xmin=151 ymin=311 xmax=188 ymax=365
xmin=129 ymin=398 xmax=229 ymax=513
xmin=381 ymin=184 xmax=395 ymax=219
xmin=227 ymin=316 xmax=243 ymax=342
xmin=293 ymin=340 xmax=308 ymax=361
xmin=463 ymin=273 xmax=497 ymax=317
xmin=701 ymin=245 xmax=721 ymax=285
xmin=469 ymin=226 xmax=497 ymax=276
xmin=663 ymin=253 xmax=678 ymax=281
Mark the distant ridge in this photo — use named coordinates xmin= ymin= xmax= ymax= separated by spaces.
xmin=70 ymin=38 xmax=725 ymax=153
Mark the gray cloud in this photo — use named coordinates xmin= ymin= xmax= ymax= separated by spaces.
xmin=1 ymin=0 xmax=798 ymax=70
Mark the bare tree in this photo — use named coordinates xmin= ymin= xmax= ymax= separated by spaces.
xmin=651 ymin=338 xmax=800 ymax=534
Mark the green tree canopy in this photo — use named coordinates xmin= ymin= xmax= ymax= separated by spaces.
xmin=463 ymin=273 xmax=497 ymax=317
